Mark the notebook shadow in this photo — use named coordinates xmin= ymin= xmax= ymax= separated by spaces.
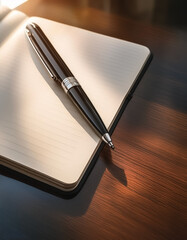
xmin=0 ymin=146 xmax=127 ymax=217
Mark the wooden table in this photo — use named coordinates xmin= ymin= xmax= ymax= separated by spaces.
xmin=1 ymin=1 xmax=187 ymax=239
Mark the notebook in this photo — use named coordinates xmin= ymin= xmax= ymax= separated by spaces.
xmin=0 ymin=9 xmax=151 ymax=193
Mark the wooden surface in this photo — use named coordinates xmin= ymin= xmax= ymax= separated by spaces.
xmin=1 ymin=0 xmax=187 ymax=239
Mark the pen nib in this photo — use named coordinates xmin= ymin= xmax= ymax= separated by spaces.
xmin=102 ymin=133 xmax=115 ymax=150
xmin=108 ymin=141 xmax=115 ymax=150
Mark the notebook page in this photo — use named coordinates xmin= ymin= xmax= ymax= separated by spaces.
xmin=33 ymin=17 xmax=150 ymax=128
xmin=0 ymin=10 xmax=27 ymax=45
xmin=0 ymin=19 xmax=99 ymax=187
xmin=0 ymin=6 xmax=11 ymax=21
xmin=0 ymin=13 xmax=150 ymax=189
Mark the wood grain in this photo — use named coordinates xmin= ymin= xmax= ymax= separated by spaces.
xmin=1 ymin=0 xmax=187 ymax=239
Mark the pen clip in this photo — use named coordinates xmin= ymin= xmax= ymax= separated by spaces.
xmin=25 ymin=28 xmax=57 ymax=81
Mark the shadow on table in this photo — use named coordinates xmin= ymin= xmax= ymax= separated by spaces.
xmin=0 ymin=147 xmax=127 ymax=216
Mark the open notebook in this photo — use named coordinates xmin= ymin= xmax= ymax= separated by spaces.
xmin=0 ymin=9 xmax=151 ymax=193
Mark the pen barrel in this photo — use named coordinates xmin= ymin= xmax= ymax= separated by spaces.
xmin=68 ymin=86 xmax=108 ymax=136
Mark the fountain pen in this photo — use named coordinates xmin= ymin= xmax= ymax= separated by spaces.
xmin=25 ymin=23 xmax=114 ymax=149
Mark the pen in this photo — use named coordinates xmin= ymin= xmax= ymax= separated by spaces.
xmin=25 ymin=23 xmax=114 ymax=149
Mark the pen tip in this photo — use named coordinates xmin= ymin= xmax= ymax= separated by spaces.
xmin=108 ymin=142 xmax=115 ymax=150
xmin=102 ymin=133 xmax=115 ymax=150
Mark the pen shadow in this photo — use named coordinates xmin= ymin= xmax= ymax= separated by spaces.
xmin=26 ymin=38 xmax=99 ymax=143
xmin=0 ymin=146 xmax=127 ymax=216
xmin=101 ymin=147 xmax=128 ymax=187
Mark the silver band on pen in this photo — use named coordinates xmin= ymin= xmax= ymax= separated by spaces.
xmin=61 ymin=77 xmax=80 ymax=93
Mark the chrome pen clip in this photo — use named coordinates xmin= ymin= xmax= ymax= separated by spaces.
xmin=25 ymin=27 xmax=57 ymax=81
